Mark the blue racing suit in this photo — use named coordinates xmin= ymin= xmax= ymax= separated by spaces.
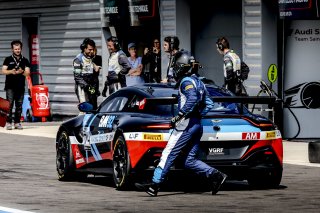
xmin=152 ymin=74 xmax=218 ymax=184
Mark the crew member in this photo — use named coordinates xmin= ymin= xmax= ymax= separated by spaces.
xmin=135 ymin=50 xmax=227 ymax=196
xmin=2 ymin=40 xmax=30 ymax=130
xmin=102 ymin=36 xmax=131 ymax=96
xmin=161 ymin=36 xmax=181 ymax=83
xmin=73 ymin=38 xmax=101 ymax=109
xmin=216 ymin=36 xmax=244 ymax=96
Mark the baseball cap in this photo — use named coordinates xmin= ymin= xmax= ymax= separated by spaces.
xmin=128 ymin=42 xmax=136 ymax=49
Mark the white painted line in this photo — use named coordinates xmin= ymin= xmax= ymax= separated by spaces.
xmin=0 ymin=206 xmax=35 ymax=213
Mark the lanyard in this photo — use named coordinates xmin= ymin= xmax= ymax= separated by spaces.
xmin=12 ymin=54 xmax=22 ymax=69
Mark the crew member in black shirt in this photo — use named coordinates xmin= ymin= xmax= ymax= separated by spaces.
xmin=2 ymin=40 xmax=30 ymax=130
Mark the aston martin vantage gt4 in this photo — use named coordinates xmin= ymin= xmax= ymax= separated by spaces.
xmin=56 ymin=83 xmax=283 ymax=190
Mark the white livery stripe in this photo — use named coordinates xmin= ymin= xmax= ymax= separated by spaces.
xmin=124 ymin=132 xmax=171 ymax=141
xmin=124 ymin=130 xmax=281 ymax=142
xmin=202 ymin=130 xmax=282 ymax=141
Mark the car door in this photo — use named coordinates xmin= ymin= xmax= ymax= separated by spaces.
xmin=83 ymin=91 xmax=132 ymax=163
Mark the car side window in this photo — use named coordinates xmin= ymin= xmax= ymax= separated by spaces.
xmin=123 ymin=95 xmax=177 ymax=116
xmin=100 ymin=96 xmax=129 ymax=112
xmin=124 ymin=95 xmax=143 ymax=113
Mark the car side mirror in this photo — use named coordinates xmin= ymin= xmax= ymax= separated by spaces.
xmin=78 ymin=102 xmax=94 ymax=113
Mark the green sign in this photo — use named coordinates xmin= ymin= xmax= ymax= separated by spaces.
xmin=268 ymin=64 xmax=278 ymax=83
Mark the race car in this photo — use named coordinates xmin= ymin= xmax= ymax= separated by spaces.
xmin=56 ymin=83 xmax=283 ymax=190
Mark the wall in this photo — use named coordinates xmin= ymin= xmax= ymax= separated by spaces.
xmin=283 ymin=20 xmax=320 ymax=138
xmin=190 ymin=0 xmax=242 ymax=87
xmin=0 ymin=0 xmax=102 ymax=116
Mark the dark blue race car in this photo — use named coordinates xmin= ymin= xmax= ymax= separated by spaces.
xmin=56 ymin=83 xmax=283 ymax=190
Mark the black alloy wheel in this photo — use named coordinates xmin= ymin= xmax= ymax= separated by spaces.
xmin=56 ymin=130 xmax=76 ymax=181
xmin=112 ymin=135 xmax=131 ymax=190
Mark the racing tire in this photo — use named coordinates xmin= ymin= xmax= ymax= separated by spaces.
xmin=56 ymin=130 xmax=78 ymax=181
xmin=112 ymin=135 xmax=131 ymax=190
xmin=308 ymin=141 xmax=320 ymax=163
xmin=247 ymin=168 xmax=282 ymax=189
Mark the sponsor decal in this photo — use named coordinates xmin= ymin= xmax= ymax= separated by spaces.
xmin=266 ymin=131 xmax=276 ymax=139
xmin=75 ymin=150 xmax=81 ymax=158
xmin=276 ymin=130 xmax=282 ymax=137
xmin=73 ymin=145 xmax=86 ymax=166
xmin=129 ymin=5 xmax=149 ymax=13
xmin=138 ymin=98 xmax=146 ymax=110
xmin=211 ymin=119 xmax=222 ymax=123
xmin=208 ymin=148 xmax=224 ymax=155
xmin=185 ymin=85 xmax=194 ymax=90
xmin=143 ymin=133 xmax=163 ymax=141
xmin=90 ymin=133 xmax=114 ymax=144
xmin=76 ymin=158 xmax=85 ymax=164
xmin=242 ymin=132 xmax=260 ymax=140
xmin=129 ymin=133 xmax=139 ymax=139
xmin=99 ymin=115 xmax=116 ymax=128
xmin=105 ymin=6 xmax=118 ymax=14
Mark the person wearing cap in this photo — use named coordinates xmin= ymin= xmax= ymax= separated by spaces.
xmin=126 ymin=42 xmax=145 ymax=86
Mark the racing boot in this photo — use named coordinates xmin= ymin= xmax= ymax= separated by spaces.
xmin=135 ymin=182 xmax=160 ymax=197
xmin=211 ymin=171 xmax=227 ymax=195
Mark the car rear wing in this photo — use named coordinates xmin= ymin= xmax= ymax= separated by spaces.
xmin=144 ymin=96 xmax=279 ymax=113
xmin=212 ymin=96 xmax=279 ymax=114
xmin=145 ymin=96 xmax=277 ymax=104
xmin=211 ymin=96 xmax=277 ymax=104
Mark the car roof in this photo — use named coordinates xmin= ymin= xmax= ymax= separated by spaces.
xmin=119 ymin=83 xmax=178 ymax=98
xmin=110 ymin=81 xmax=232 ymax=101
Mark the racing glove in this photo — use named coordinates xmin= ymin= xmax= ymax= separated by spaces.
xmin=171 ymin=111 xmax=185 ymax=127
xmin=87 ymin=86 xmax=96 ymax=95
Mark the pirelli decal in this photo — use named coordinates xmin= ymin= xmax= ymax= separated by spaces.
xmin=143 ymin=133 xmax=163 ymax=141
xmin=266 ymin=131 xmax=276 ymax=139
xmin=124 ymin=132 xmax=168 ymax=142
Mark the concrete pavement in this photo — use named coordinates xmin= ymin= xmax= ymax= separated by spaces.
xmin=0 ymin=121 xmax=319 ymax=167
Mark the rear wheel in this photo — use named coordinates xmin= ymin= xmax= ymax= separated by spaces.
xmin=56 ymin=130 xmax=77 ymax=181
xmin=112 ymin=135 xmax=131 ymax=190
xmin=247 ymin=168 xmax=282 ymax=189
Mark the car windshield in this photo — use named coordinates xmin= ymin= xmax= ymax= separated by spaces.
xmin=141 ymin=101 xmax=178 ymax=116
xmin=141 ymin=85 xmax=244 ymax=116
xmin=206 ymin=86 xmax=241 ymax=114
xmin=139 ymin=87 xmax=178 ymax=116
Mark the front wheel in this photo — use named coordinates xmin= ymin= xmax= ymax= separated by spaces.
xmin=112 ymin=135 xmax=131 ymax=190
xmin=56 ymin=130 xmax=77 ymax=181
